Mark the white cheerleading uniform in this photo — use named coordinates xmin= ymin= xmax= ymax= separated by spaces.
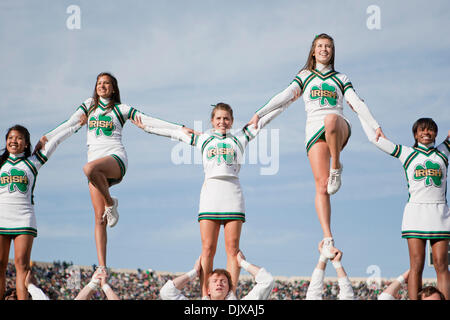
xmin=361 ymin=119 xmax=450 ymax=239
xmin=45 ymin=97 xmax=184 ymax=185
xmin=160 ymin=267 xmax=274 ymax=300
xmin=255 ymin=63 xmax=380 ymax=153
xmin=143 ymin=108 xmax=282 ymax=222
xmin=0 ymin=123 xmax=81 ymax=237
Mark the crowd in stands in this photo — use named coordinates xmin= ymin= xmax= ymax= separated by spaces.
xmin=5 ymin=261 xmax=434 ymax=300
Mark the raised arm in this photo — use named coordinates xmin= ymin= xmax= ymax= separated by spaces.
xmin=160 ymin=257 xmax=201 ymax=300
xmin=238 ymin=251 xmax=274 ymax=300
xmin=330 ymin=249 xmax=354 ymax=300
xmin=378 ymin=270 xmax=409 ymax=300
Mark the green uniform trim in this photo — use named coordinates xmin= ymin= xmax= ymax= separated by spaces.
xmin=128 ymin=107 xmax=138 ymax=121
xmin=112 ymin=105 xmax=125 ymax=127
xmin=78 ymin=103 xmax=88 ymax=115
xmin=35 ymin=150 xmax=48 ymax=165
xmin=243 ymin=126 xmax=255 ymax=142
xmin=201 ymin=136 xmax=215 ymax=154
xmin=0 ymin=227 xmax=37 ymax=237
xmin=402 ymin=230 xmax=450 ymax=239
xmin=444 ymin=140 xmax=450 ymax=152
xmin=111 ymin=154 xmax=126 ymax=178
xmin=306 ymin=126 xmax=326 ymax=153
xmin=403 ymin=151 xmax=419 ymax=171
xmin=198 ymin=212 xmax=246 ymax=222
xmin=23 ymin=159 xmax=38 ymax=205
xmin=390 ymin=145 xmax=402 ymax=158
xmin=293 ymin=76 xmax=304 ymax=90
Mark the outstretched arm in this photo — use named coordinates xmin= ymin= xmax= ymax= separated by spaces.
xmin=238 ymin=251 xmax=274 ymax=300
xmin=345 ymin=89 xmax=385 ymax=141
xmin=160 ymin=257 xmax=201 ymax=300
xmin=359 ymin=115 xmax=399 ymax=155
xmin=249 ymin=82 xmax=301 ymax=129
xmin=131 ymin=115 xmax=195 ymax=144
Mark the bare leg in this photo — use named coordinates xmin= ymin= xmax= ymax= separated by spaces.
xmin=224 ymin=220 xmax=243 ymax=294
xmin=89 ymin=183 xmax=108 ymax=267
xmin=199 ymin=220 xmax=221 ymax=297
xmin=431 ymin=239 xmax=449 ymax=299
xmin=84 ymin=156 xmax=122 ymax=267
xmin=308 ymin=141 xmax=332 ymax=239
xmin=0 ymin=235 xmax=12 ymax=299
xmin=13 ymin=235 xmax=34 ymax=300
xmin=83 ymin=156 xmax=121 ymax=207
xmin=407 ymin=238 xmax=426 ymax=300
xmin=324 ymin=114 xmax=349 ymax=170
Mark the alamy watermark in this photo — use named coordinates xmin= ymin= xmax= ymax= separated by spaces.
xmin=366 ymin=264 xmax=382 ymax=290
xmin=170 ymin=121 xmax=280 ymax=176
xmin=66 ymin=265 xmax=81 ymax=290
xmin=66 ymin=5 xmax=81 ymax=30
xmin=366 ymin=5 xmax=381 ymax=30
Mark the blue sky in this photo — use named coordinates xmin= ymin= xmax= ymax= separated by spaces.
xmin=1 ymin=0 xmax=449 ymax=280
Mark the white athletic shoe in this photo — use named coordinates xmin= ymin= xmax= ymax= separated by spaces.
xmin=321 ymin=237 xmax=336 ymax=259
xmin=327 ymin=165 xmax=343 ymax=195
xmin=103 ymin=197 xmax=119 ymax=228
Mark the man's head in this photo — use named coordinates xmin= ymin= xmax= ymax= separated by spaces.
xmin=418 ymin=286 xmax=445 ymax=300
xmin=207 ymin=269 xmax=233 ymax=300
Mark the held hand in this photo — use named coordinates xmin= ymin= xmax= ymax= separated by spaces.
xmin=247 ymin=114 xmax=260 ymax=129
xmin=318 ymin=240 xmax=324 ymax=253
xmin=331 ymin=249 xmax=342 ymax=262
xmin=237 ymin=250 xmax=246 ymax=267
xmin=375 ymin=127 xmax=386 ymax=142
xmin=182 ymin=127 xmax=202 ymax=136
xmin=402 ymin=269 xmax=410 ymax=284
xmin=33 ymin=136 xmax=48 ymax=155
xmin=194 ymin=256 xmax=202 ymax=277
xmin=447 ymin=129 xmax=450 ymax=139
xmin=131 ymin=115 xmax=145 ymax=129
xmin=79 ymin=114 xmax=88 ymax=126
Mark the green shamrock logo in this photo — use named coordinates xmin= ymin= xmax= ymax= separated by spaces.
xmin=89 ymin=114 xmax=115 ymax=136
xmin=413 ymin=161 xmax=442 ymax=187
xmin=0 ymin=168 xmax=29 ymax=193
xmin=207 ymin=143 xmax=235 ymax=164
xmin=310 ymin=82 xmax=337 ymax=106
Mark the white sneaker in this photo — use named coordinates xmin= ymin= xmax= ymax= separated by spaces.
xmin=103 ymin=197 xmax=119 ymax=227
xmin=327 ymin=165 xmax=343 ymax=195
xmin=321 ymin=237 xmax=336 ymax=259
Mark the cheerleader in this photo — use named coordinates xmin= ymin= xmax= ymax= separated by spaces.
xmin=133 ymin=101 xmax=288 ymax=296
xmin=38 ymin=72 xmax=188 ymax=274
xmin=248 ymin=33 xmax=384 ymax=258
xmin=0 ymin=119 xmax=83 ymax=299
xmin=361 ymin=117 xmax=449 ymax=299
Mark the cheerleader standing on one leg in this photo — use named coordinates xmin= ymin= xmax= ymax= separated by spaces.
xmin=248 ymin=33 xmax=385 ymax=258
xmin=37 ymin=72 xmax=188 ymax=275
xmin=0 ymin=120 xmax=83 ymax=299
xmin=133 ymin=101 xmax=289 ymax=297
xmin=361 ymin=117 xmax=450 ymax=300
